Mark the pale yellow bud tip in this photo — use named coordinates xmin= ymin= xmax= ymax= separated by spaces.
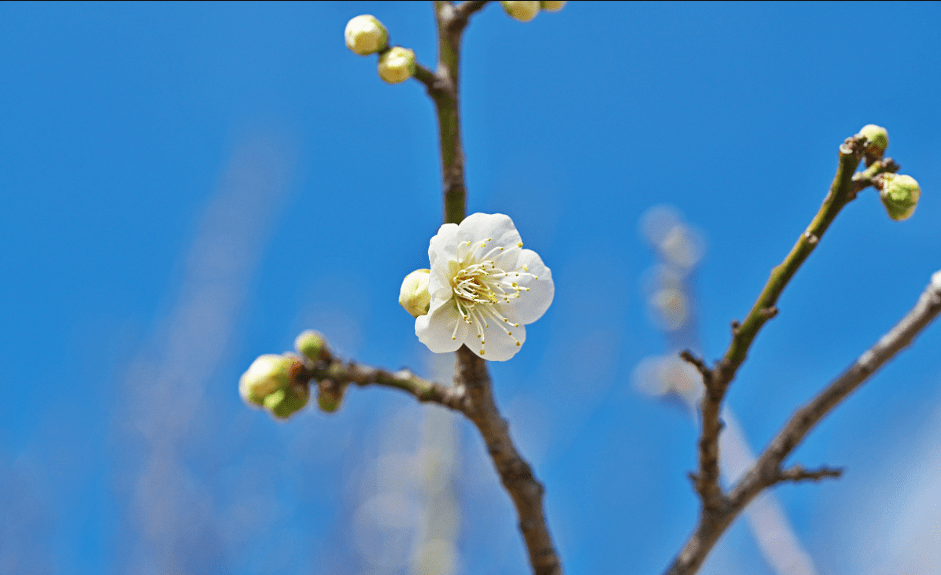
xmin=880 ymin=173 xmax=921 ymax=221
xmin=345 ymin=15 xmax=389 ymax=56
xmin=378 ymin=46 xmax=416 ymax=84
xmin=399 ymin=269 xmax=431 ymax=317
xmin=295 ymin=330 xmax=327 ymax=364
xmin=540 ymin=1 xmax=567 ymax=11
xmin=859 ymin=124 xmax=889 ymax=153
xmin=502 ymin=1 xmax=540 ymax=21
xmin=239 ymin=354 xmax=293 ymax=407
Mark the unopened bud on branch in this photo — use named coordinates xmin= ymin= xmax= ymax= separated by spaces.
xmin=295 ymin=330 xmax=328 ymax=364
xmin=502 ymin=1 xmax=540 ymax=21
xmin=344 ymin=15 xmax=389 ymax=56
xmin=859 ymin=124 xmax=888 ymax=166
xmin=317 ymin=379 xmax=345 ymax=413
xmin=239 ymin=354 xmax=297 ymax=407
xmin=859 ymin=124 xmax=889 ymax=153
xmin=378 ymin=47 xmax=416 ymax=84
xmin=399 ymin=269 xmax=431 ymax=317
xmin=540 ymin=1 xmax=567 ymax=11
xmin=879 ymin=173 xmax=921 ymax=221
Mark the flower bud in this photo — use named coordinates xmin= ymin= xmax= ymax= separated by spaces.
xmin=377 ymin=47 xmax=416 ymax=84
xmin=540 ymin=1 xmax=566 ymax=11
xmin=344 ymin=15 xmax=388 ymax=56
xmin=399 ymin=269 xmax=431 ymax=317
xmin=502 ymin=1 xmax=540 ymax=21
xmin=239 ymin=354 xmax=295 ymax=407
xmin=859 ymin=124 xmax=888 ymax=153
xmin=317 ymin=379 xmax=345 ymax=413
xmin=295 ymin=330 xmax=327 ymax=364
xmin=879 ymin=173 xmax=921 ymax=221
xmin=264 ymin=383 xmax=310 ymax=419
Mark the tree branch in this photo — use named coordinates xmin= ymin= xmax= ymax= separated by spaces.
xmin=455 ymin=347 xmax=563 ymax=575
xmin=665 ymin=268 xmax=941 ymax=575
xmin=300 ymin=358 xmax=467 ymax=411
xmin=692 ymin=134 xmax=867 ymax=517
xmin=775 ymin=464 xmax=843 ymax=484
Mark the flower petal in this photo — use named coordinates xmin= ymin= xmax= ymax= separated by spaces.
xmin=511 ymin=248 xmax=554 ymax=325
xmin=463 ymin=304 xmax=527 ymax=361
xmin=416 ymin=298 xmax=464 ymax=353
xmin=456 ymin=213 xmax=522 ymax=256
xmin=428 ymin=222 xmax=459 ymax=300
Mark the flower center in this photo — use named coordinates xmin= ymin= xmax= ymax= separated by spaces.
xmin=447 ymin=238 xmax=538 ymax=355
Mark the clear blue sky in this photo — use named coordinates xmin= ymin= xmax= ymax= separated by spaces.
xmin=3 ymin=2 xmax=941 ymax=574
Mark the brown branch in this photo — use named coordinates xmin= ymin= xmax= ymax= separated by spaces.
xmin=775 ymin=464 xmax=843 ymax=484
xmin=300 ymin=358 xmax=467 ymax=411
xmin=665 ymin=269 xmax=941 ymax=575
xmin=454 ymin=0 xmax=490 ymax=23
xmin=690 ymin=134 xmax=866 ymax=521
xmin=455 ymin=346 xmax=562 ymax=575
xmin=298 ymin=344 xmax=562 ymax=574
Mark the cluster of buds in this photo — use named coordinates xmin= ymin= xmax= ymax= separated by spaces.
xmin=344 ymin=15 xmax=416 ymax=85
xmin=239 ymin=330 xmax=346 ymax=419
xmin=857 ymin=125 xmax=922 ymax=221
xmin=501 ymin=1 xmax=566 ymax=22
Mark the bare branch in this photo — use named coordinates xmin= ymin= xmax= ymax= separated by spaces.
xmin=665 ymin=269 xmax=941 ymax=575
xmin=453 ymin=1 xmax=490 ymax=24
xmin=455 ymin=347 xmax=563 ymax=575
xmin=301 ymin=360 xmax=467 ymax=411
xmin=688 ymin=135 xmax=866 ymax=522
xmin=733 ymin=269 xmax=941 ymax=501
xmin=776 ymin=464 xmax=843 ymax=484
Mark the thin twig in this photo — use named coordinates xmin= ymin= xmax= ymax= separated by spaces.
xmin=775 ymin=464 xmax=843 ymax=484
xmin=693 ymin=134 xmax=867 ymax=518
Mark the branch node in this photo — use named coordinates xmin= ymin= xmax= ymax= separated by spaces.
xmin=759 ymin=306 xmax=778 ymax=319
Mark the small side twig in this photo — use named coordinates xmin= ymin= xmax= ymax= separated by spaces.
xmin=776 ymin=464 xmax=843 ymax=484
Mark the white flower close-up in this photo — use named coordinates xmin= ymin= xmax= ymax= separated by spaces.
xmin=415 ymin=212 xmax=554 ymax=361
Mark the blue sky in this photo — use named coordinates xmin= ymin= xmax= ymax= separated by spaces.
xmin=3 ymin=2 xmax=941 ymax=574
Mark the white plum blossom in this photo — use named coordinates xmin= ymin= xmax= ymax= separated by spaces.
xmin=416 ymin=213 xmax=554 ymax=361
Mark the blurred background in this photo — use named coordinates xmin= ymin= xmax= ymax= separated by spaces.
xmin=3 ymin=2 xmax=941 ymax=574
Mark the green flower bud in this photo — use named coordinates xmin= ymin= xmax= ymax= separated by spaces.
xmin=264 ymin=383 xmax=310 ymax=419
xmin=317 ymin=379 xmax=345 ymax=413
xmin=859 ymin=124 xmax=889 ymax=154
xmin=399 ymin=269 xmax=431 ymax=317
xmin=239 ymin=354 xmax=294 ymax=407
xmin=377 ymin=47 xmax=416 ymax=84
xmin=879 ymin=173 xmax=921 ymax=221
xmin=502 ymin=1 xmax=540 ymax=21
xmin=344 ymin=15 xmax=389 ymax=56
xmin=295 ymin=330 xmax=327 ymax=364
xmin=540 ymin=1 xmax=567 ymax=11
